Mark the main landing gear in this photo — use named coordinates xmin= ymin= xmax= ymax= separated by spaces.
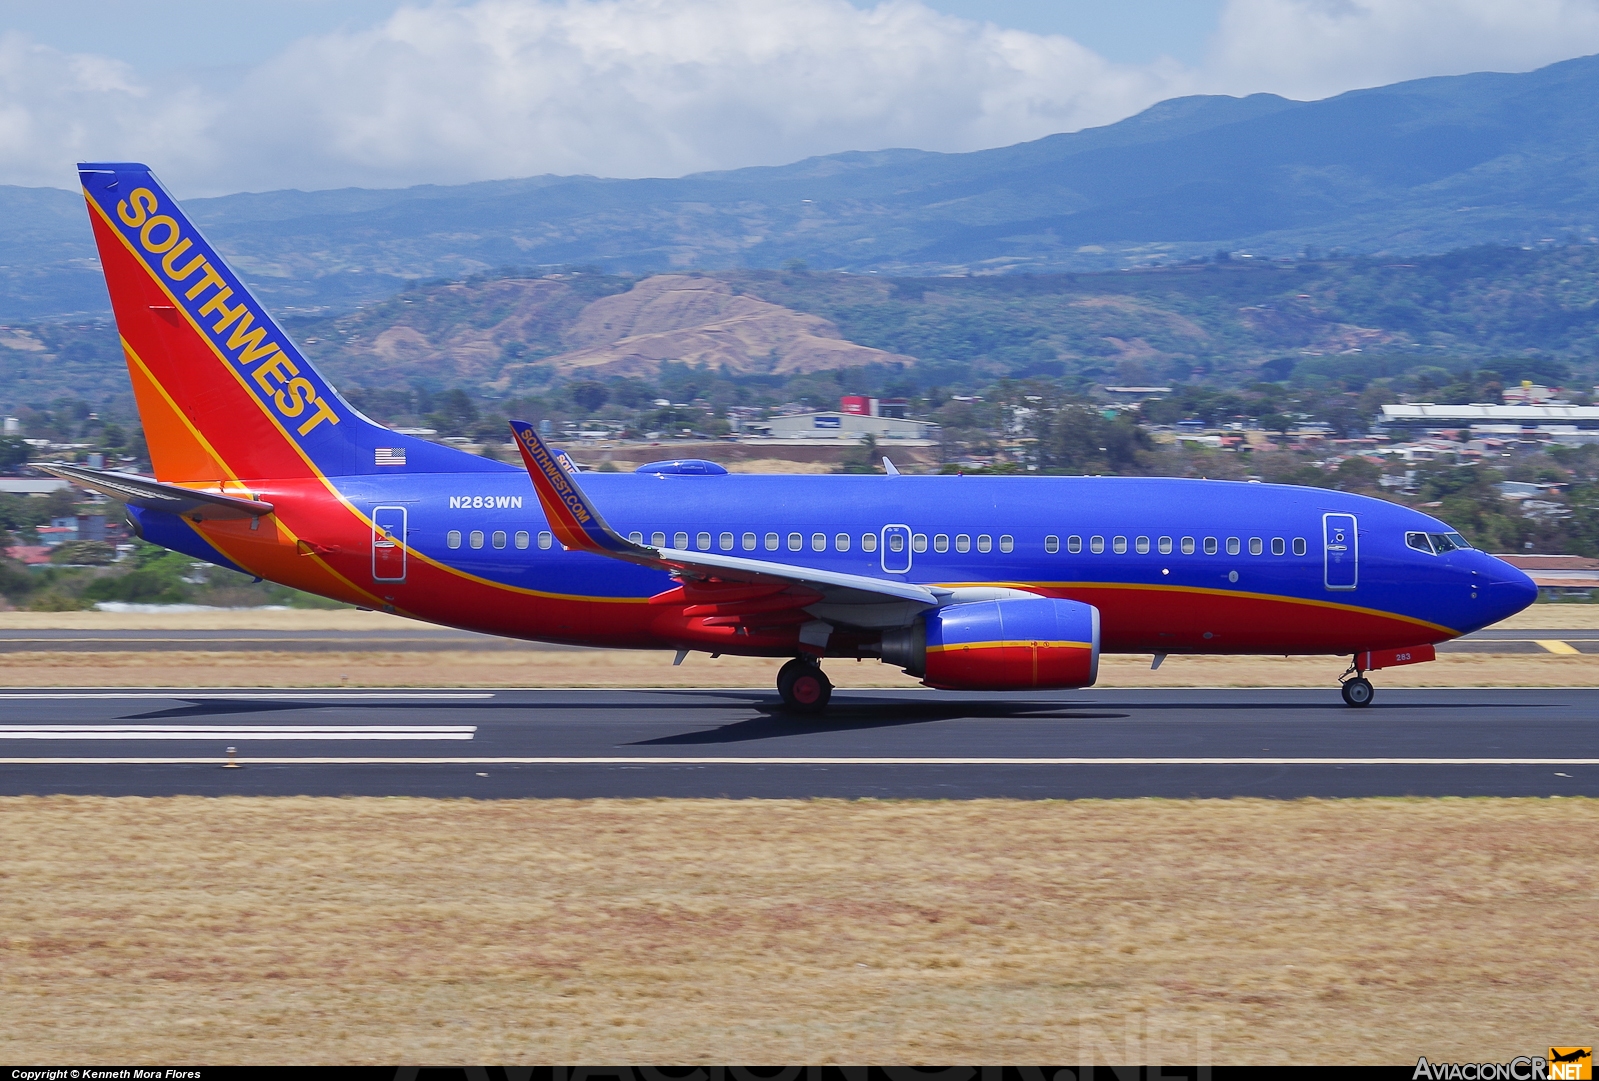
xmin=777 ymin=657 xmax=832 ymax=714
xmin=1339 ymin=658 xmax=1375 ymax=708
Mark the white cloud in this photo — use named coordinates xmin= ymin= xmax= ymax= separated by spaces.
xmin=216 ymin=0 xmax=1180 ymax=191
xmin=3 ymin=0 xmax=1599 ymax=194
xmin=1206 ymin=0 xmax=1599 ymax=100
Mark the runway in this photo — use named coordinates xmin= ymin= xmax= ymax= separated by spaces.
xmin=0 ymin=687 xmax=1594 ymax=798
xmin=0 ymin=625 xmax=1589 ymax=653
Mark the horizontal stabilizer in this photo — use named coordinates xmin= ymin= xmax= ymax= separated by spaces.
xmin=43 ymin=463 xmax=274 ymax=520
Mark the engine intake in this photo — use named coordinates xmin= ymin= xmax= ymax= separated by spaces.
xmin=880 ymin=597 xmax=1100 ymax=690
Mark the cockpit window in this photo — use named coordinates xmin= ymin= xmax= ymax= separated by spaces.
xmin=1406 ymin=532 xmax=1435 ymax=555
xmin=1429 ymin=532 xmax=1472 ymax=553
xmin=1446 ymin=532 xmax=1472 ymax=550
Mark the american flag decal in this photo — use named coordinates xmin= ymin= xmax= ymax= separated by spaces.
xmin=374 ymin=448 xmax=406 ymax=466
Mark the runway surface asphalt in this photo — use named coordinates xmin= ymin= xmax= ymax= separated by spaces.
xmin=0 ymin=687 xmax=1594 ymax=799
xmin=0 ymin=626 xmax=1592 ymax=653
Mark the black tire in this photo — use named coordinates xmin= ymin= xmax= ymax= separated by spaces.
xmin=1341 ymin=677 xmax=1374 ymax=707
xmin=777 ymin=659 xmax=832 ymax=713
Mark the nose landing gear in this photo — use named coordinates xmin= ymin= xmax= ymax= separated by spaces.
xmin=777 ymin=657 xmax=832 ymax=713
xmin=1340 ymin=676 xmax=1374 ymax=707
xmin=1339 ymin=657 xmax=1375 ymax=707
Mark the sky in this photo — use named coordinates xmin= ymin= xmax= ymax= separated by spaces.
xmin=2 ymin=0 xmax=1599 ymax=195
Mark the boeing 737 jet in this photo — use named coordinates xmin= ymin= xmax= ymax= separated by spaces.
xmin=52 ymin=162 xmax=1537 ymax=712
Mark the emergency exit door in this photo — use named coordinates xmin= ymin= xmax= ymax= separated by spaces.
xmin=881 ymin=524 xmax=913 ymax=574
xmin=373 ymin=506 xmax=407 ymax=582
xmin=1323 ymin=512 xmax=1357 ymax=590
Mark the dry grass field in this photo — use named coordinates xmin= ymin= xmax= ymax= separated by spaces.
xmin=1 ymin=797 xmax=1594 ymax=1064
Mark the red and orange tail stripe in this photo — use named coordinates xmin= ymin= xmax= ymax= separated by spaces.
xmin=509 ymin=421 xmax=637 ymax=555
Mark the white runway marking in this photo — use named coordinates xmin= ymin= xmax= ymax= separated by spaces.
xmin=0 ymin=692 xmax=494 ymax=700
xmin=0 ymin=756 xmax=1592 ymax=765
xmin=0 ymin=726 xmax=477 ymax=741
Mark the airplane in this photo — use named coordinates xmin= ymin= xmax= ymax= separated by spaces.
xmin=51 ymin=162 xmax=1538 ymax=713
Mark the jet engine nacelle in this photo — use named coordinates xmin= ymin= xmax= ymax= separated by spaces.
xmin=880 ymin=597 xmax=1100 ymax=690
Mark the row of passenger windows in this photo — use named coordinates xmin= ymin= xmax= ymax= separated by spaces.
xmin=447 ymin=529 xmax=555 ymax=550
xmin=616 ymin=531 xmax=1018 ymax=554
xmin=1046 ymin=534 xmax=1308 ymax=557
xmin=445 ymin=527 xmax=1309 ymax=557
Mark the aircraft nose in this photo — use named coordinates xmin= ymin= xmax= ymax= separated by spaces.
xmin=1480 ymin=557 xmax=1538 ymax=622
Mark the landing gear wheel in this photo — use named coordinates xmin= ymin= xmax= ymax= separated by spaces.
xmin=1341 ymin=677 xmax=1374 ymax=708
xmin=777 ymin=658 xmax=832 ymax=714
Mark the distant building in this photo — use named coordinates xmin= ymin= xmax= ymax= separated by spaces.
xmin=1497 ymin=554 xmax=1599 ymax=598
xmin=839 ymin=396 xmax=909 ymax=419
xmin=0 ymin=478 xmax=69 ymax=496
xmin=1382 ymin=403 xmax=1599 ymax=426
xmin=754 ymin=410 xmax=937 ymax=443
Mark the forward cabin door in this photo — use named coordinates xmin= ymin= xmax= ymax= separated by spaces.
xmin=373 ymin=506 xmax=408 ymax=582
xmin=1323 ymin=512 xmax=1357 ymax=590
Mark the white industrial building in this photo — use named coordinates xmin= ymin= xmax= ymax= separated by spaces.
xmin=751 ymin=411 xmax=938 ymax=443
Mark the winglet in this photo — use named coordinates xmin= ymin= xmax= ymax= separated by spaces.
xmin=882 ymin=457 xmax=900 ymax=476
xmin=509 ymin=420 xmax=640 ymax=556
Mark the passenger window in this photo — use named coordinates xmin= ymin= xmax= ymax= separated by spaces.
xmin=1089 ymin=536 xmax=1105 ymax=554
xmin=1226 ymin=537 xmax=1240 ymax=555
xmin=913 ymin=534 xmax=928 ymax=553
xmin=697 ymin=532 xmax=711 ymax=550
xmin=447 ymin=530 xmax=462 ymax=549
xmin=788 ymin=532 xmax=803 ymax=551
xmin=719 ymin=532 xmax=734 ymax=551
xmin=1272 ymin=537 xmax=1286 ymax=556
xmin=1407 ymin=532 xmax=1434 ymax=554
xmin=674 ymin=531 xmax=689 ymax=548
xmin=835 ymin=533 xmax=851 ymax=552
xmin=765 ymin=532 xmax=779 ymax=551
xmin=1111 ymin=536 xmax=1126 ymax=554
xmin=1181 ymin=537 xmax=1195 ymax=555
xmin=1044 ymin=535 xmax=1058 ymax=554
xmin=956 ymin=534 xmax=972 ymax=553
xmin=469 ymin=530 xmax=485 ymax=550
xmin=1292 ymin=538 xmax=1307 ymax=556
xmin=1136 ymin=536 xmax=1150 ymax=554
xmin=628 ymin=531 xmax=643 ymax=544
xmin=492 ymin=530 xmax=507 ymax=549
xmin=539 ymin=531 xmax=553 ymax=550
xmin=652 ymin=531 xmax=666 ymax=547
xmin=887 ymin=533 xmax=905 ymax=553
xmin=812 ymin=532 xmax=827 ymax=552
xmin=1158 ymin=537 xmax=1173 ymax=555
xmin=1066 ymin=535 xmax=1082 ymax=554
xmin=938 ymin=534 xmax=953 ymax=553
xmin=1248 ymin=537 xmax=1262 ymax=556
xmin=515 ymin=531 xmax=529 ymax=549
xmin=862 ymin=533 xmax=878 ymax=552
xmin=998 ymin=535 xmax=1013 ymax=553
xmin=977 ymin=535 xmax=992 ymax=553
xmin=742 ymin=532 xmax=756 ymax=551
xmin=1203 ymin=537 xmax=1218 ymax=555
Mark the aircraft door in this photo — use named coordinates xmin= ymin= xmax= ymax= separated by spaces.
xmin=1323 ymin=512 xmax=1357 ymax=590
xmin=881 ymin=524 xmax=913 ymax=574
xmin=373 ymin=506 xmax=407 ymax=582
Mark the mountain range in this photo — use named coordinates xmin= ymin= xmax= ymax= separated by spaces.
xmin=5 ymin=53 xmax=1599 ymax=322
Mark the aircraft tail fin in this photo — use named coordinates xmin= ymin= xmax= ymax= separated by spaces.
xmin=77 ymin=162 xmax=507 ymax=483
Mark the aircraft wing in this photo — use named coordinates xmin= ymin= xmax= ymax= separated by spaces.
xmin=508 ymin=420 xmax=945 ymax=628
xmin=43 ymin=463 xmax=274 ymax=521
